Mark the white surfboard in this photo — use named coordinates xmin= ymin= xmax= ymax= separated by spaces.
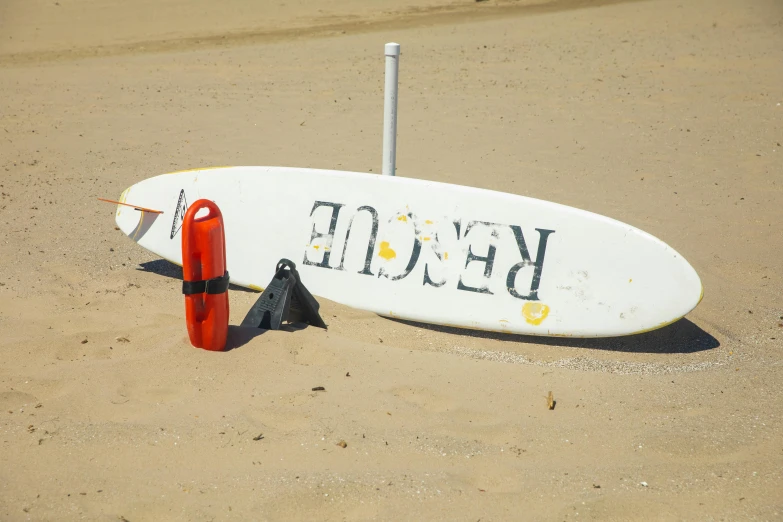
xmin=111 ymin=166 xmax=702 ymax=337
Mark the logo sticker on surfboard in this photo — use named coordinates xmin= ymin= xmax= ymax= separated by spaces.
xmin=170 ymin=189 xmax=188 ymax=239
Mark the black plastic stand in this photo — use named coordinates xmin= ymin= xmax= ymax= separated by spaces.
xmin=240 ymin=259 xmax=327 ymax=331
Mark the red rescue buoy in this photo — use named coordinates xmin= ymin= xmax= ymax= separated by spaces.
xmin=181 ymin=199 xmax=230 ymax=351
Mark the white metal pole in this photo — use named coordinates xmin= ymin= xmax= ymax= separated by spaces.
xmin=382 ymin=42 xmax=400 ymax=176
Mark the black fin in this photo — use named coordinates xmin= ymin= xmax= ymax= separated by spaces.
xmin=240 ymin=259 xmax=327 ymax=330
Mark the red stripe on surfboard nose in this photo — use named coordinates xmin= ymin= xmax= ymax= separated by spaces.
xmin=97 ymin=197 xmax=164 ymax=214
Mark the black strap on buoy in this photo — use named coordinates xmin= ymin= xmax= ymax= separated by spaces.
xmin=240 ymin=259 xmax=327 ymax=330
xmin=182 ymin=271 xmax=230 ymax=295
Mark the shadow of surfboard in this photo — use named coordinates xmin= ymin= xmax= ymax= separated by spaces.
xmin=138 ymin=260 xmax=716 ymax=354
xmin=385 ymin=317 xmax=719 ymax=354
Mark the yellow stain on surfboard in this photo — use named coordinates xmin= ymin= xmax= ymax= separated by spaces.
xmin=116 ymin=187 xmax=130 ymax=217
xmin=131 ymin=211 xmax=145 ymax=241
xmin=420 ymin=236 xmax=431 ymax=242
xmin=425 ymin=220 xmax=433 ymax=225
xmin=444 ymin=252 xmax=449 ymax=260
xmin=522 ymin=302 xmax=550 ymax=326
xmin=397 ymin=215 xmax=407 ymax=222
xmin=165 ymin=165 xmax=230 ymax=175
xmin=313 ymin=245 xmax=320 ymax=250
xmin=378 ymin=241 xmax=396 ymax=260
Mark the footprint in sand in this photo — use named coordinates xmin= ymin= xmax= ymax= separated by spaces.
xmin=0 ymin=391 xmax=40 ymax=411
xmin=111 ymin=381 xmax=191 ymax=406
xmin=390 ymin=386 xmax=458 ymax=413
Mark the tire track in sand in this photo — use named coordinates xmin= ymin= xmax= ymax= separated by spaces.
xmin=0 ymin=0 xmax=649 ymax=66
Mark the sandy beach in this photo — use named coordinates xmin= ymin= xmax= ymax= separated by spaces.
xmin=1 ymin=0 xmax=782 ymax=519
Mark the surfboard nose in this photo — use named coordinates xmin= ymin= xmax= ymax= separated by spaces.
xmin=114 ymin=186 xmax=161 ymax=242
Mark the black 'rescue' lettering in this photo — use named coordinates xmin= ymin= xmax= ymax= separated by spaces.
xmin=302 ymin=201 xmax=344 ymax=269
xmin=301 ymin=200 xmax=556 ymax=301
xmin=505 ymin=226 xmax=555 ymax=301
xmin=457 ymin=221 xmax=501 ymax=295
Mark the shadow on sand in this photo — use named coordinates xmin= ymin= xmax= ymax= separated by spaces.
xmin=225 ymin=322 xmax=311 ymax=351
xmin=140 ymin=260 xmax=716 ymax=355
xmin=385 ymin=317 xmax=719 ymax=355
xmin=225 ymin=325 xmax=265 ymax=350
xmin=140 ymin=260 xmax=316 ymax=350
xmin=137 ymin=259 xmax=259 ymax=293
